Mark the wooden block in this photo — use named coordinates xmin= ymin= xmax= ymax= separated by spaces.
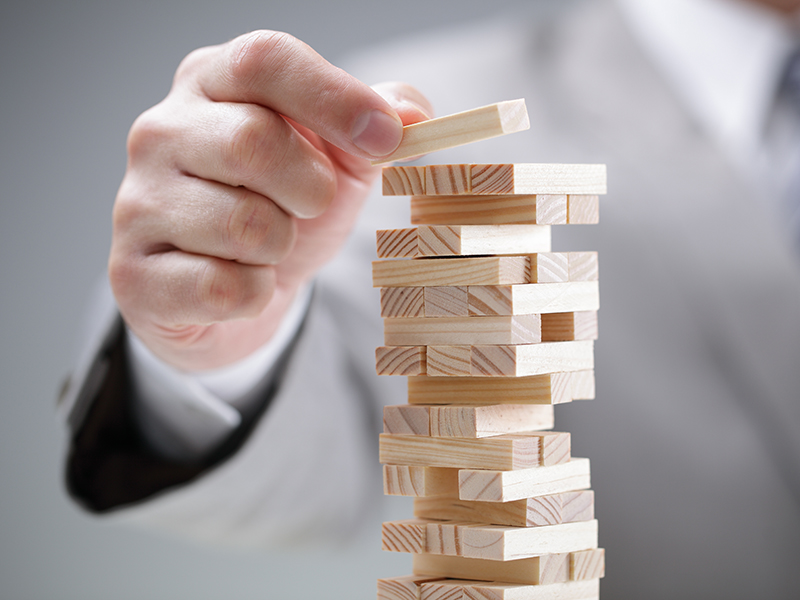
xmin=410 ymin=194 xmax=567 ymax=226
xmin=383 ymin=315 xmax=541 ymax=346
xmin=373 ymin=256 xmax=530 ymax=288
xmin=424 ymin=520 xmax=598 ymax=560
xmin=419 ymin=578 xmax=600 ymax=600
xmin=567 ymin=253 xmax=598 ymax=282
xmin=425 ymin=287 xmax=469 ymax=317
xmin=459 ymin=458 xmax=591 ymax=502
xmin=426 ymin=346 xmax=473 ymax=376
xmin=569 ymin=549 xmax=605 ymax=581
xmin=383 ymin=166 xmax=427 ymax=196
xmin=570 ymin=370 xmax=596 ymax=400
xmin=414 ymin=490 xmax=594 ymax=528
xmin=371 ymin=100 xmax=530 ymax=165
xmin=381 ymin=287 xmax=425 ymax=317
xmin=384 ymin=405 xmax=431 ymax=435
xmin=383 ymin=519 xmax=428 ymax=553
xmin=427 ymin=165 xmax=471 ymax=195
xmin=468 ymin=282 xmax=599 ymax=316
xmin=470 ymin=342 xmax=594 ymax=377
xmin=418 ymin=226 xmax=552 ymax=257
xmin=541 ymin=312 xmax=598 ymax=342
xmin=429 ymin=405 xmax=554 ymax=437
xmin=377 ymin=346 xmax=427 ymax=376
xmin=470 ymin=164 xmax=607 ymax=195
xmin=566 ymin=195 xmax=599 ymax=224
xmin=529 ymin=253 xmax=569 ymax=283
xmin=378 ymin=575 xmax=446 ymax=600
xmin=378 ymin=228 xmax=420 ymax=258
xmin=384 ymin=464 xmax=459 ymax=497
xmin=413 ymin=553 xmax=570 ymax=585
xmin=379 ymin=431 xmax=570 ymax=470
xmin=407 ymin=373 xmax=576 ymax=406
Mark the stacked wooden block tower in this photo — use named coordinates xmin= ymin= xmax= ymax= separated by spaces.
xmin=370 ymin=101 xmax=607 ymax=600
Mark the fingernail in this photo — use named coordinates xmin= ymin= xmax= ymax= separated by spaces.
xmin=351 ymin=109 xmax=402 ymax=157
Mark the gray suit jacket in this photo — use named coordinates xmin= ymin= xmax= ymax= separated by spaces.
xmin=61 ymin=1 xmax=800 ymax=597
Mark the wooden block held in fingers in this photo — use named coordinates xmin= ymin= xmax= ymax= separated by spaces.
xmin=384 ymin=405 xmax=431 ymax=435
xmin=407 ymin=373 xmax=575 ymax=405
xmin=530 ymin=253 xmax=569 ymax=283
xmin=371 ymin=100 xmax=530 ymax=165
xmin=470 ymin=341 xmax=594 ymax=377
xmin=413 ymin=553 xmax=570 ymax=585
xmin=410 ymin=194 xmax=566 ymax=226
xmin=425 ymin=286 xmax=469 ymax=317
xmin=377 ymin=346 xmax=427 ymax=376
xmin=567 ymin=253 xmax=598 ymax=282
xmin=419 ymin=578 xmax=600 ymax=600
xmin=426 ymin=164 xmax=471 ymax=195
xmin=470 ymin=164 xmax=607 ymax=195
xmin=373 ymin=256 xmax=530 ymax=288
xmin=418 ymin=225 xmax=552 ymax=257
xmin=414 ymin=490 xmax=594 ymax=527
xmin=377 ymin=575 xmax=445 ymax=600
xmin=378 ymin=228 xmax=420 ymax=258
xmin=379 ymin=431 xmax=570 ymax=470
xmin=567 ymin=195 xmax=600 ymax=224
xmin=383 ymin=314 xmax=541 ymax=346
xmin=458 ymin=458 xmax=591 ymax=502
xmin=383 ymin=166 xmax=427 ymax=196
xmin=429 ymin=404 xmax=555 ymax=437
xmin=383 ymin=464 xmax=459 ymax=497
xmin=468 ymin=282 xmax=600 ymax=316
xmin=381 ymin=287 xmax=425 ymax=317
xmin=541 ymin=312 xmax=598 ymax=342
xmin=382 ymin=519 xmax=428 ymax=553
xmin=570 ymin=549 xmax=605 ymax=581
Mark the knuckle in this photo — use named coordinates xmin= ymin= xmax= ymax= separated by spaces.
xmin=174 ymin=45 xmax=214 ymax=84
xmin=227 ymin=30 xmax=298 ymax=92
xmin=126 ymin=106 xmax=171 ymax=164
xmin=222 ymin=110 xmax=277 ymax=182
xmin=196 ymin=261 xmax=246 ymax=320
xmin=225 ymin=190 xmax=297 ymax=263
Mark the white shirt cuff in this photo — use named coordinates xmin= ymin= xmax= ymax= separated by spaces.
xmin=125 ymin=285 xmax=313 ymax=461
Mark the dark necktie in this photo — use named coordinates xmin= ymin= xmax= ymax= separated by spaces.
xmin=780 ymin=48 xmax=800 ymax=250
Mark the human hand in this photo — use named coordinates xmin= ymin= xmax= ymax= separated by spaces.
xmin=108 ymin=31 xmax=431 ymax=371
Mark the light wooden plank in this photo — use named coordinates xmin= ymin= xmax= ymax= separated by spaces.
xmin=458 ymin=458 xmax=591 ymax=502
xmin=378 ymin=228 xmax=420 ymax=258
xmin=424 ymin=520 xmax=598 ymax=560
xmin=566 ymin=195 xmax=599 ymax=224
xmin=471 ymin=164 xmax=607 ymax=195
xmin=569 ymin=549 xmax=605 ymax=581
xmin=419 ymin=578 xmax=600 ymax=600
xmin=567 ymin=253 xmax=598 ymax=282
xmin=529 ymin=253 xmax=569 ymax=283
xmin=378 ymin=575 xmax=446 ymax=600
xmin=413 ymin=553 xmax=570 ymax=586
xmin=381 ymin=287 xmax=425 ymax=317
xmin=427 ymin=164 xmax=471 ymax=195
xmin=414 ymin=490 xmax=594 ymax=528
xmin=384 ymin=405 xmax=431 ymax=435
xmin=425 ymin=286 xmax=469 ymax=317
xmin=570 ymin=370 xmax=596 ymax=400
xmin=407 ymin=373 xmax=578 ymax=406
xmin=384 ymin=315 xmax=541 ymax=346
xmin=410 ymin=194 xmax=567 ymax=226
xmin=376 ymin=346 xmax=427 ymax=376
xmin=373 ymin=256 xmax=530 ymax=287
xmin=418 ymin=226 xmax=552 ymax=257
xmin=429 ymin=405 xmax=554 ymax=437
xmin=383 ymin=518 xmax=428 ymax=553
xmin=470 ymin=342 xmax=594 ymax=377
xmin=379 ymin=431 xmax=570 ymax=470
xmin=541 ymin=312 xmax=598 ymax=342
xmin=383 ymin=166 xmax=427 ymax=196
xmin=383 ymin=464 xmax=459 ymax=497
xmin=468 ymin=282 xmax=599 ymax=316
xmin=371 ymin=100 xmax=530 ymax=165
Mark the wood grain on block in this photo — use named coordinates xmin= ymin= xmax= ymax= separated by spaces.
xmin=413 ymin=553 xmax=570 ymax=585
xmin=541 ymin=312 xmax=598 ymax=342
xmin=424 ymin=520 xmax=598 ymax=560
xmin=377 ymin=575 xmax=445 ymax=600
xmin=418 ymin=578 xmax=600 ymax=600
xmin=378 ymin=228 xmax=420 ymax=258
xmin=384 ymin=405 xmax=431 ymax=435
xmin=373 ymin=256 xmax=530 ymax=287
xmin=471 ymin=342 xmax=594 ymax=377
xmin=425 ymin=287 xmax=469 ymax=317
xmin=384 ymin=465 xmax=459 ymax=497
xmin=529 ymin=253 xmax=569 ymax=283
xmin=384 ymin=315 xmax=541 ymax=346
xmin=379 ymin=431 xmax=570 ymax=470
xmin=426 ymin=345 xmax=473 ymax=376
xmin=567 ymin=253 xmax=598 ymax=282
xmin=381 ymin=287 xmax=425 ymax=317
xmin=570 ymin=549 xmax=605 ymax=581
xmin=377 ymin=346 xmax=427 ymax=376
xmin=414 ymin=490 xmax=594 ymax=528
xmin=410 ymin=194 xmax=566 ymax=226
xmin=407 ymin=373 xmax=575 ymax=406
xmin=427 ymin=164 xmax=471 ymax=195
xmin=383 ymin=166 xmax=427 ymax=196
xmin=469 ymin=164 xmax=607 ymax=195
xmin=418 ymin=225 xmax=552 ymax=257
xmin=570 ymin=370 xmax=596 ymax=400
xmin=459 ymin=458 xmax=591 ymax=502
xmin=567 ymin=195 xmax=600 ymax=224
xmin=371 ymin=100 xmax=529 ymax=165
xmin=429 ymin=405 xmax=555 ymax=438
xmin=382 ymin=519 xmax=428 ymax=553
xmin=468 ymin=282 xmax=600 ymax=316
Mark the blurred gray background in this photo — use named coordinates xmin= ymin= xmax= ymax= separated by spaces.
xmin=0 ymin=0 xmax=536 ymax=598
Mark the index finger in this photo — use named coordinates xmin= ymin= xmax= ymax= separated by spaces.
xmin=195 ymin=30 xmax=404 ymax=159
